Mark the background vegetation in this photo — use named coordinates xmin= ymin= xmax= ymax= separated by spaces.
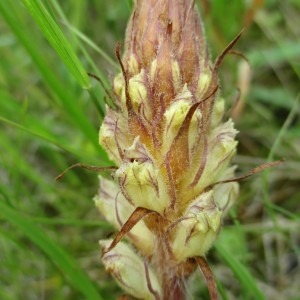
xmin=0 ymin=0 xmax=299 ymax=299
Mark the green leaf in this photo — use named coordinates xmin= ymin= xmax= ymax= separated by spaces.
xmin=0 ymin=200 xmax=103 ymax=300
xmin=215 ymin=243 xmax=267 ymax=300
xmin=0 ymin=1 xmax=111 ymax=160
xmin=21 ymin=0 xmax=91 ymax=89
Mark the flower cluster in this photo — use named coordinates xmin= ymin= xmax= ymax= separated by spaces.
xmin=94 ymin=1 xmax=239 ymax=299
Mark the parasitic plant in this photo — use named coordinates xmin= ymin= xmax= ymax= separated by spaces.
xmin=94 ymin=0 xmax=240 ymax=299
xmin=52 ymin=1 xmax=283 ymax=298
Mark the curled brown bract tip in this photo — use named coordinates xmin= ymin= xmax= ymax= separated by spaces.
xmin=115 ymin=42 xmax=133 ymax=114
xmin=208 ymin=159 xmax=284 ymax=189
xmin=144 ymin=259 xmax=161 ymax=300
xmin=196 ymin=256 xmax=218 ymax=300
xmin=55 ymin=163 xmax=117 ymax=181
xmin=213 ymin=29 xmax=244 ymax=76
xmin=106 ymin=207 xmax=158 ymax=253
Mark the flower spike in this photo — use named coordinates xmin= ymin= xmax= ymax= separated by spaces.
xmin=95 ymin=1 xmax=241 ymax=299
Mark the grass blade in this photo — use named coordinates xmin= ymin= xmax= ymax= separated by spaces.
xmin=215 ymin=243 xmax=267 ymax=300
xmin=21 ymin=0 xmax=90 ymax=89
xmin=0 ymin=200 xmax=103 ymax=300
xmin=0 ymin=1 xmax=111 ymax=161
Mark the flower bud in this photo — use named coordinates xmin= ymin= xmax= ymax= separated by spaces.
xmin=171 ymin=191 xmax=222 ymax=262
xmin=94 ymin=176 xmax=155 ymax=256
xmin=100 ymin=240 xmax=162 ymax=300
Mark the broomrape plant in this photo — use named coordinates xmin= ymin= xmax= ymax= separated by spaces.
xmin=93 ymin=0 xmax=240 ymax=299
xmin=53 ymin=0 xmax=282 ymax=299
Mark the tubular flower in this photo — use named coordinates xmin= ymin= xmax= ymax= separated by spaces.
xmin=94 ymin=0 xmax=239 ymax=299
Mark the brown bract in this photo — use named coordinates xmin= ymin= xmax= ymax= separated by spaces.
xmin=124 ymin=0 xmax=208 ymax=88
xmin=121 ymin=0 xmax=211 ymax=151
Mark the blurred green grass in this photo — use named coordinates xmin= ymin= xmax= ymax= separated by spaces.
xmin=0 ymin=0 xmax=299 ymax=299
